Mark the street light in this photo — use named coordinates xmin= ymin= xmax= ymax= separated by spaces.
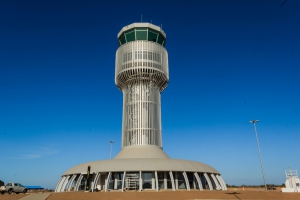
xmin=109 ymin=140 xmax=114 ymax=159
xmin=249 ymin=119 xmax=267 ymax=191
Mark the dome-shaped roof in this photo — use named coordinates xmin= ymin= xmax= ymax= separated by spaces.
xmin=63 ymin=158 xmax=219 ymax=175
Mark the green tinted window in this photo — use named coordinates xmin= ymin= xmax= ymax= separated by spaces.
xmin=118 ymin=27 xmax=165 ymax=46
xmin=135 ymin=27 xmax=147 ymax=31
xmin=136 ymin=30 xmax=147 ymax=40
xmin=126 ymin=30 xmax=135 ymax=42
xmin=119 ymin=34 xmax=126 ymax=45
xmin=157 ymin=34 xmax=164 ymax=45
xmin=148 ymin=30 xmax=158 ymax=42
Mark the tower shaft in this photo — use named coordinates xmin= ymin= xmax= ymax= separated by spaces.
xmin=122 ymin=81 xmax=162 ymax=147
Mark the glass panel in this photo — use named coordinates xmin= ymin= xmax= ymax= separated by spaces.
xmin=128 ymin=52 xmax=132 ymax=61
xmin=119 ymin=28 xmax=165 ymax=46
xmin=158 ymin=172 xmax=164 ymax=189
xmin=142 ymin=172 xmax=152 ymax=189
xmin=138 ymin=51 xmax=142 ymax=59
xmin=119 ymin=34 xmax=126 ymax=45
xmin=64 ymin=179 xmax=70 ymax=191
xmin=166 ymin=172 xmax=173 ymax=189
xmin=148 ymin=52 xmax=152 ymax=60
xmin=143 ymin=51 xmax=147 ymax=60
xmin=135 ymin=27 xmax=147 ymax=30
xmin=79 ymin=175 xmax=87 ymax=191
xmin=115 ymin=172 xmax=124 ymax=190
xmin=108 ymin=173 xmax=115 ymax=190
xmin=200 ymin=174 xmax=209 ymax=189
xmin=117 ymin=181 xmax=122 ymax=189
xmin=186 ymin=172 xmax=194 ymax=189
xmin=70 ymin=176 xmax=78 ymax=191
xmin=157 ymin=34 xmax=164 ymax=45
xmin=108 ymin=181 xmax=114 ymax=189
xmin=148 ymin=30 xmax=158 ymax=42
xmin=177 ymin=173 xmax=186 ymax=189
xmin=115 ymin=173 xmax=121 ymax=180
xmin=126 ymin=31 xmax=135 ymax=42
xmin=136 ymin=30 xmax=147 ymax=40
xmin=209 ymin=176 xmax=216 ymax=189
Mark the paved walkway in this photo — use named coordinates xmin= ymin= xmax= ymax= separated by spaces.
xmin=19 ymin=193 xmax=51 ymax=200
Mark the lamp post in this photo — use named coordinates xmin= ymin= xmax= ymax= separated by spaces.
xmin=109 ymin=140 xmax=114 ymax=159
xmin=249 ymin=119 xmax=267 ymax=191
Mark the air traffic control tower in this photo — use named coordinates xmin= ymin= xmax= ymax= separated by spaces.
xmin=55 ymin=23 xmax=227 ymax=192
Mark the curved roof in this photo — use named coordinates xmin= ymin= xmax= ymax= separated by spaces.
xmin=63 ymin=146 xmax=220 ymax=175
xmin=63 ymin=158 xmax=220 ymax=175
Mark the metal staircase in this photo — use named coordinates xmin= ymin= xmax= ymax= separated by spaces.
xmin=125 ymin=173 xmax=139 ymax=190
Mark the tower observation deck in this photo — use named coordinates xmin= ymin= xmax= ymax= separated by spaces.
xmin=55 ymin=23 xmax=227 ymax=193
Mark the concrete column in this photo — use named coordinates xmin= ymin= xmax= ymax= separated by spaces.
xmin=114 ymin=172 xmax=118 ymax=190
xmin=194 ymin=172 xmax=203 ymax=191
xmin=105 ymin=172 xmax=111 ymax=192
xmin=122 ymin=171 xmax=126 ymax=192
xmin=169 ymin=171 xmax=175 ymax=191
xmin=218 ymin=175 xmax=227 ymax=190
xmin=183 ymin=172 xmax=190 ymax=191
xmin=67 ymin=174 xmax=77 ymax=191
xmin=175 ymin=172 xmax=178 ymax=189
xmin=139 ymin=171 xmax=142 ymax=191
xmin=55 ymin=177 xmax=64 ymax=192
xmin=74 ymin=174 xmax=83 ymax=191
xmin=60 ymin=175 xmax=70 ymax=192
xmin=203 ymin=173 xmax=213 ymax=190
xmin=210 ymin=174 xmax=221 ymax=190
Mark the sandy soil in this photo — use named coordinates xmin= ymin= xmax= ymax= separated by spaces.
xmin=1 ymin=190 xmax=300 ymax=200
xmin=0 ymin=193 xmax=28 ymax=200
xmin=48 ymin=190 xmax=300 ymax=200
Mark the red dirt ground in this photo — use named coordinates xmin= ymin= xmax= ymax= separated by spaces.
xmin=0 ymin=193 xmax=28 ymax=200
xmin=48 ymin=190 xmax=300 ymax=200
xmin=1 ymin=190 xmax=300 ymax=200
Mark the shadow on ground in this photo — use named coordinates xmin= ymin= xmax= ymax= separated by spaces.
xmin=225 ymin=192 xmax=241 ymax=200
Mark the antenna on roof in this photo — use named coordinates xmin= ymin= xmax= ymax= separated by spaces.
xmin=141 ymin=14 xmax=143 ymax=22
xmin=151 ymin=20 xmax=152 ymax=24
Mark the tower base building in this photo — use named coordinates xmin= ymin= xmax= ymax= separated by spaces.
xmin=55 ymin=23 xmax=227 ymax=192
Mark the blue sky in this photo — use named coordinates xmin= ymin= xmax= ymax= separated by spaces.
xmin=0 ymin=0 xmax=299 ymax=189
